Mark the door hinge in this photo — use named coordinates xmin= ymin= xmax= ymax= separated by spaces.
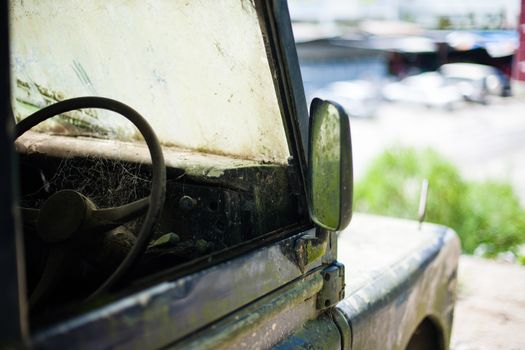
xmin=317 ymin=262 xmax=345 ymax=310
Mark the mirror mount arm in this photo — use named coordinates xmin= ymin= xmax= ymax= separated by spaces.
xmin=294 ymin=230 xmax=329 ymax=273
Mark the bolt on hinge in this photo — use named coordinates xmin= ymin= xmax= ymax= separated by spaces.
xmin=317 ymin=262 xmax=345 ymax=310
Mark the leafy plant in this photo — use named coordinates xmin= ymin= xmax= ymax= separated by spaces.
xmin=354 ymin=146 xmax=525 ymax=257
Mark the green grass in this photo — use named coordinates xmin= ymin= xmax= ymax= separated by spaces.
xmin=354 ymin=146 xmax=525 ymax=259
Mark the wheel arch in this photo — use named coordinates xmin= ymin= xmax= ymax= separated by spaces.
xmin=405 ymin=315 xmax=446 ymax=350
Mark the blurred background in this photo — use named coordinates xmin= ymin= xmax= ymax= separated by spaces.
xmin=288 ymin=0 xmax=525 ymax=348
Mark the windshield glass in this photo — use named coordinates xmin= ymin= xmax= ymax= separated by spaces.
xmin=10 ymin=0 xmax=290 ymax=164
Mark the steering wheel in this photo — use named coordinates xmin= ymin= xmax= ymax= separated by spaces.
xmin=16 ymin=97 xmax=166 ymax=308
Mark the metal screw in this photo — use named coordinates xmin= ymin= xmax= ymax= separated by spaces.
xmin=179 ymin=195 xmax=197 ymax=211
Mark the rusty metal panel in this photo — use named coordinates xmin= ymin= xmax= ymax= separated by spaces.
xmin=172 ymin=272 xmax=324 ymax=350
xmin=336 ymin=214 xmax=460 ymax=350
xmin=273 ymin=314 xmax=342 ymax=350
xmin=32 ymin=228 xmax=320 ymax=349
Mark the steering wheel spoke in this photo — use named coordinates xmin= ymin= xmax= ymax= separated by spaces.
xmin=29 ymin=246 xmax=68 ymax=310
xmin=88 ymin=196 xmax=150 ymax=232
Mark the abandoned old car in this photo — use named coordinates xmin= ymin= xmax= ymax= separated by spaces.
xmin=1 ymin=1 xmax=459 ymax=349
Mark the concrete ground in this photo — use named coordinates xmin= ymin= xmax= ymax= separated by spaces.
xmin=451 ymin=256 xmax=525 ymax=350
xmin=349 ymin=97 xmax=525 ymax=349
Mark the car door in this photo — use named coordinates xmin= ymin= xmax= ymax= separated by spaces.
xmin=4 ymin=1 xmax=349 ymax=349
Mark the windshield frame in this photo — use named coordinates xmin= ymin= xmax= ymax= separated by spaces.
xmin=256 ymin=0 xmax=310 ymax=205
xmin=1 ymin=0 xmax=29 ymax=345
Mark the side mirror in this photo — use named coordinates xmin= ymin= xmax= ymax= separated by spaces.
xmin=308 ymin=98 xmax=353 ymax=231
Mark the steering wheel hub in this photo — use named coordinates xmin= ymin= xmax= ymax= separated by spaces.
xmin=37 ymin=190 xmax=93 ymax=243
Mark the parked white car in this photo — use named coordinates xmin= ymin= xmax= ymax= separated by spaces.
xmin=439 ymin=63 xmax=511 ymax=101
xmin=382 ymin=72 xmax=464 ymax=110
xmin=383 ymin=63 xmax=510 ymax=109
xmin=313 ymin=80 xmax=381 ymax=118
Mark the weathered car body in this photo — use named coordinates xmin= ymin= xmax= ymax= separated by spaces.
xmin=1 ymin=1 xmax=459 ymax=349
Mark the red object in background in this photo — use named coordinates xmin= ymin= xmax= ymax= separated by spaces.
xmin=514 ymin=0 xmax=525 ymax=82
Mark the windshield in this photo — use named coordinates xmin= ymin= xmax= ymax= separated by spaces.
xmin=10 ymin=0 xmax=290 ymax=164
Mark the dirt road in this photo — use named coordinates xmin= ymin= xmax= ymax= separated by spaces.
xmin=451 ymin=256 xmax=525 ymax=350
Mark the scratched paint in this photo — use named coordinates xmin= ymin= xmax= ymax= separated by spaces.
xmin=9 ymin=0 xmax=290 ymax=164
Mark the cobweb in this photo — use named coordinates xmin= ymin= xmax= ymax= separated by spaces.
xmin=22 ymin=154 xmax=152 ymax=210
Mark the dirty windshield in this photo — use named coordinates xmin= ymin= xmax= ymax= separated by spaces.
xmin=10 ymin=0 xmax=290 ymax=164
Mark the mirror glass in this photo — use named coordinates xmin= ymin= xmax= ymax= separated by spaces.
xmin=309 ymin=98 xmax=353 ymax=231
